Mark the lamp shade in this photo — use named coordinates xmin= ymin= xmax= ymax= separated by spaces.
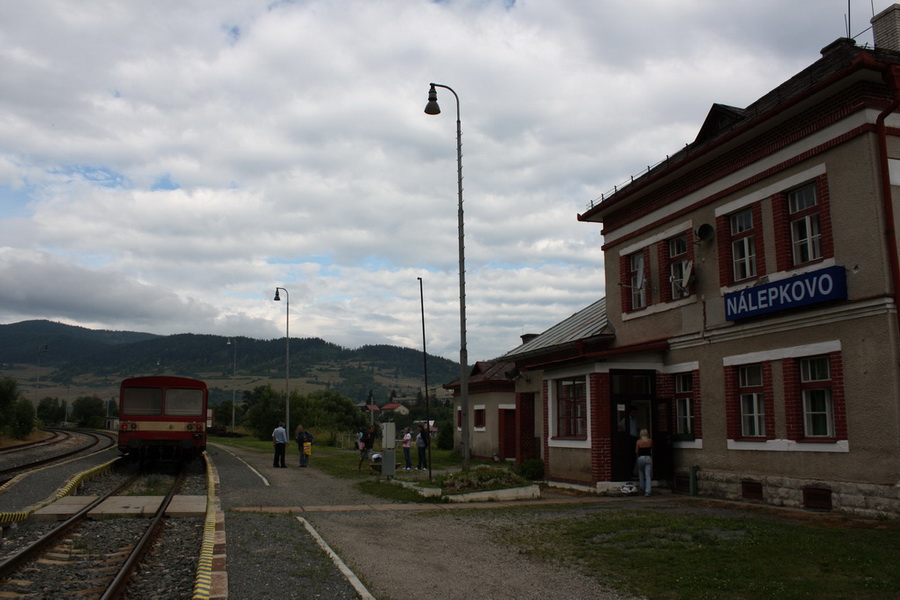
xmin=424 ymin=84 xmax=441 ymax=115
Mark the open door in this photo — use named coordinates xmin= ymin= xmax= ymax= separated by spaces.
xmin=610 ymin=370 xmax=654 ymax=481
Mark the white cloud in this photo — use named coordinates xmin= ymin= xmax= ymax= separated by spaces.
xmin=0 ymin=0 xmax=887 ymax=362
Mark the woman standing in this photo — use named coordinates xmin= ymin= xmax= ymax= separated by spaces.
xmin=401 ymin=427 xmax=412 ymax=470
xmin=635 ymin=429 xmax=653 ymax=496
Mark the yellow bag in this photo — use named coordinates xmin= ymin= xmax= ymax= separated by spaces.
xmin=303 ymin=442 xmax=312 ymax=455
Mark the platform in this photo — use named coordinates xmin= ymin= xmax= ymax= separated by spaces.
xmin=31 ymin=495 xmax=207 ymax=520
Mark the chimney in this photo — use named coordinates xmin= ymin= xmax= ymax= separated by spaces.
xmin=872 ymin=3 xmax=900 ymax=52
xmin=520 ymin=333 xmax=539 ymax=344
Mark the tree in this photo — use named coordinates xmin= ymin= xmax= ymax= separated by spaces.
xmin=72 ymin=395 xmax=105 ymax=428
xmin=304 ymin=390 xmax=365 ymax=434
xmin=244 ymin=384 xmax=285 ymax=440
xmin=37 ymin=396 xmax=66 ymax=424
xmin=10 ymin=398 xmax=36 ymax=439
xmin=0 ymin=377 xmax=35 ymax=439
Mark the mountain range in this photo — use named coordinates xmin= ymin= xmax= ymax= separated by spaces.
xmin=0 ymin=320 xmax=460 ymax=406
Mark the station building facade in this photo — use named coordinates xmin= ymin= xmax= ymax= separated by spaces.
xmin=500 ymin=6 xmax=900 ymax=517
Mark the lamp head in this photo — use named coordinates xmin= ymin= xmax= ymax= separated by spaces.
xmin=273 ymin=289 xmax=281 ymax=302
xmin=424 ymin=84 xmax=441 ymax=115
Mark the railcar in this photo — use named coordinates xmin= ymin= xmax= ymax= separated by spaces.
xmin=118 ymin=376 xmax=208 ymax=461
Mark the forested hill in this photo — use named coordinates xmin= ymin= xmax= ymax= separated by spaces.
xmin=0 ymin=320 xmax=460 ymax=404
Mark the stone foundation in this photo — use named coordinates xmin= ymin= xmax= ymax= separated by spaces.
xmin=684 ymin=469 xmax=900 ymax=519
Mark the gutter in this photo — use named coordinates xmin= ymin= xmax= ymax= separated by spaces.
xmin=876 ymin=63 xmax=900 ymax=340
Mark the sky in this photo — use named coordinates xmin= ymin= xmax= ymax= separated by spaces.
xmin=0 ymin=0 xmax=889 ymax=363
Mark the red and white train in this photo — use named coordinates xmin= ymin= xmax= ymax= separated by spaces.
xmin=117 ymin=376 xmax=208 ymax=461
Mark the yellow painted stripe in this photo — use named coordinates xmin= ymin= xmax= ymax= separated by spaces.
xmin=192 ymin=450 xmax=223 ymax=600
xmin=0 ymin=456 xmax=120 ymax=525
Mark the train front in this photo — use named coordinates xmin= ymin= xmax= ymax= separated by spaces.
xmin=118 ymin=376 xmax=208 ymax=461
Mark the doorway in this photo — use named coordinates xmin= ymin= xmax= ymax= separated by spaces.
xmin=610 ymin=370 xmax=654 ymax=481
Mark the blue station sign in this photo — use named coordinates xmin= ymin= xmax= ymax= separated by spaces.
xmin=725 ymin=265 xmax=847 ymax=321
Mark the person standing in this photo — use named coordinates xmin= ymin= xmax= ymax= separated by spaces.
xmin=415 ymin=424 xmax=429 ymax=470
xmin=272 ymin=421 xmax=287 ymax=468
xmin=295 ymin=425 xmax=314 ymax=468
xmin=401 ymin=427 xmax=412 ymax=470
xmin=357 ymin=425 xmax=375 ymax=472
xmin=635 ymin=428 xmax=653 ymax=496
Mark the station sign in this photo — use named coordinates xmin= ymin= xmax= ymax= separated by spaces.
xmin=725 ymin=265 xmax=847 ymax=321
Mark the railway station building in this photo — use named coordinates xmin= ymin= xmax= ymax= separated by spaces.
xmin=494 ymin=5 xmax=900 ymax=517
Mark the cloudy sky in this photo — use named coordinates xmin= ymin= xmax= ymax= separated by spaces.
xmin=0 ymin=0 xmax=888 ymax=362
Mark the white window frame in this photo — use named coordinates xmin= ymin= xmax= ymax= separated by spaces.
xmin=800 ymin=356 xmax=833 ymax=438
xmin=669 ymin=235 xmax=690 ymax=299
xmin=629 ymin=252 xmax=646 ymax=309
xmin=730 ymin=209 xmax=756 ymax=281
xmin=738 ymin=365 xmax=765 ymax=437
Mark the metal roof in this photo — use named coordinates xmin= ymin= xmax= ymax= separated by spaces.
xmin=502 ymin=297 xmax=611 ymax=359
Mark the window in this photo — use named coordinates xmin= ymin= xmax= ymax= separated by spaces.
xmin=474 ymin=407 xmax=486 ymax=429
xmin=730 ymin=209 xmax=757 ymax=281
xmin=788 ymin=184 xmax=822 ymax=265
xmin=121 ymin=387 xmax=162 ymax=416
xmin=674 ymin=373 xmax=694 ymax=436
xmin=739 ymin=365 xmax=765 ymax=437
xmin=628 ymin=252 xmax=646 ymax=309
xmin=164 ymin=388 xmax=205 ymax=416
xmin=668 ymin=235 xmax=691 ymax=299
xmin=800 ymin=356 xmax=833 ymax=437
xmin=556 ymin=378 xmax=586 ymax=438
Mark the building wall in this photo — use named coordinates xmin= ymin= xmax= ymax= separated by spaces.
xmin=544 ymin=50 xmax=900 ymax=515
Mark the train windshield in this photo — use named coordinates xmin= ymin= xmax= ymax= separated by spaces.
xmin=165 ymin=388 xmax=205 ymax=416
xmin=122 ymin=387 xmax=163 ymax=416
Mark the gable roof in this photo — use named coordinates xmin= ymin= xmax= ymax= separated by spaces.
xmin=502 ymin=297 xmax=612 ymax=360
xmin=579 ymin=37 xmax=897 ymax=223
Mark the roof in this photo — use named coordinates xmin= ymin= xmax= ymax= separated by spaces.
xmin=441 ymin=358 xmax=517 ymax=391
xmin=381 ymin=403 xmax=403 ymax=410
xmin=580 ymin=38 xmax=900 ymax=222
xmin=502 ymin=297 xmax=612 ymax=359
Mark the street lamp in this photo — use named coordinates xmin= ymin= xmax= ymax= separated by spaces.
xmin=273 ymin=287 xmax=290 ymax=435
xmin=226 ymin=337 xmax=237 ymax=433
xmin=424 ymin=82 xmax=470 ymax=469
xmin=418 ymin=276 xmax=432 ymax=479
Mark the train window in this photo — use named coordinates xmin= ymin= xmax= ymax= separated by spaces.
xmin=122 ymin=387 xmax=163 ymax=416
xmin=165 ymin=388 xmax=205 ymax=416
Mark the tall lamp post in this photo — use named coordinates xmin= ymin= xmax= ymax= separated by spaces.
xmin=226 ymin=337 xmax=237 ymax=433
xmin=417 ymin=276 xmax=432 ymax=479
xmin=273 ymin=287 xmax=290 ymax=435
xmin=424 ymin=82 xmax=470 ymax=469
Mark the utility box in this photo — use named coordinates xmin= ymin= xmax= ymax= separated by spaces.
xmin=382 ymin=422 xmax=396 ymax=448
xmin=381 ymin=448 xmax=396 ymax=477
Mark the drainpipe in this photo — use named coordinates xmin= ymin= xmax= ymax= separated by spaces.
xmin=876 ymin=64 xmax=900 ymax=339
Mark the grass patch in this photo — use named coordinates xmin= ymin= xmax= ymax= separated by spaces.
xmin=355 ymin=480 xmax=441 ymax=503
xmin=434 ymin=466 xmax=529 ymax=494
xmin=506 ymin=508 xmax=900 ymax=600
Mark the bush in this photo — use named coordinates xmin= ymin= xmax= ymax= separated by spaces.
xmin=437 ymin=466 xmax=528 ymax=494
xmin=514 ymin=459 xmax=544 ymax=481
xmin=436 ymin=420 xmax=454 ymax=450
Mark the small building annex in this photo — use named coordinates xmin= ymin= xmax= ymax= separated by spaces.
xmin=500 ymin=6 xmax=900 ymax=517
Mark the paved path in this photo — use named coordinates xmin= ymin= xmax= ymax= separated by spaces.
xmin=209 ymin=443 xmax=642 ymax=600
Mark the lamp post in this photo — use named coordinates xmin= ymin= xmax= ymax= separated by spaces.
xmin=417 ymin=276 xmax=432 ymax=479
xmin=273 ymin=287 xmax=290 ymax=435
xmin=424 ymin=82 xmax=470 ymax=470
xmin=226 ymin=337 xmax=237 ymax=433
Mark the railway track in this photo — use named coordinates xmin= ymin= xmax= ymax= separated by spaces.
xmin=0 ymin=463 xmax=203 ymax=599
xmin=0 ymin=430 xmax=117 ymax=485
